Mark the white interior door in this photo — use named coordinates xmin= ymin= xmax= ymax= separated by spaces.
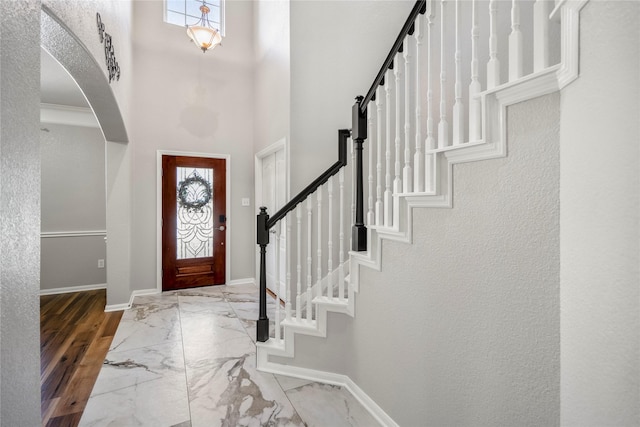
xmin=261 ymin=148 xmax=287 ymax=300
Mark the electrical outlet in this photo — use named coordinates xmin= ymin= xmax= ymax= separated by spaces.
xmin=98 ymin=259 xmax=105 ymax=268
xmin=241 ymin=198 xmax=250 ymax=207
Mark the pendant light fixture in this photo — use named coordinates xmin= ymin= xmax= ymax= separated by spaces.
xmin=187 ymin=1 xmax=222 ymax=53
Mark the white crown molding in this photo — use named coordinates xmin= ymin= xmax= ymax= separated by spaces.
xmin=40 ymin=103 xmax=99 ymax=128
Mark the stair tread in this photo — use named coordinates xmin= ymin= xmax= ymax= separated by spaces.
xmin=312 ymin=296 xmax=348 ymax=306
xmin=281 ymin=317 xmax=317 ymax=327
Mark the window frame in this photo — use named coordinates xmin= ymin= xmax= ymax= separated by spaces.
xmin=164 ymin=0 xmax=225 ymax=37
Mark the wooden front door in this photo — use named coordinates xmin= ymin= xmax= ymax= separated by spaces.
xmin=162 ymin=155 xmax=226 ymax=291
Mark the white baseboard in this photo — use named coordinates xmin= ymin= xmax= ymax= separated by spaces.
xmin=104 ymin=288 xmax=158 ymax=312
xmin=344 ymin=377 xmax=399 ymax=427
xmin=40 ymin=283 xmax=106 ymax=296
xmin=104 ymin=281 xmax=255 ymax=312
xmin=257 ymin=361 xmax=398 ymax=427
xmin=227 ymin=278 xmax=256 ymax=286
xmin=104 ymin=302 xmax=129 ymax=312
xmin=131 ymin=288 xmax=160 ymax=299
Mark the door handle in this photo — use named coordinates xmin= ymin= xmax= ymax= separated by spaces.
xmin=218 ymin=225 xmax=225 ymax=231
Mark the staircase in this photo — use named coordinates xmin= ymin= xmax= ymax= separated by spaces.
xmin=255 ymin=0 xmax=588 ymax=424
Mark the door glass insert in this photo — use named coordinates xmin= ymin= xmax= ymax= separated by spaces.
xmin=176 ymin=167 xmax=214 ymax=259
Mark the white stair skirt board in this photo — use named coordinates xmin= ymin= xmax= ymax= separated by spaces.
xmin=255 ymin=2 xmax=589 ymax=425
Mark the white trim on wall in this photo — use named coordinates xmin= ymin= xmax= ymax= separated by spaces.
xmin=41 ymin=230 xmax=107 ymax=238
xmin=40 ymin=283 xmax=107 ymax=296
xmin=254 ymin=138 xmax=290 ymax=282
xmin=105 ymin=288 xmax=159 ymax=312
xmin=228 ymin=278 xmax=256 ymax=286
xmin=40 ymin=103 xmax=99 ymax=128
xmin=156 ymin=150 xmax=232 ymax=293
xmin=103 ymin=280 xmax=255 ymax=312
xmin=255 ymin=137 xmax=290 ymax=209
xmin=256 ymin=361 xmax=398 ymax=427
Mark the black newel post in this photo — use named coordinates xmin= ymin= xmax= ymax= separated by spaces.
xmin=352 ymin=96 xmax=367 ymax=251
xmin=256 ymin=207 xmax=270 ymax=342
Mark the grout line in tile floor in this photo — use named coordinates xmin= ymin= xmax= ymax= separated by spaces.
xmin=175 ymin=294 xmax=193 ymax=427
xmin=79 ymin=283 xmax=381 ymax=427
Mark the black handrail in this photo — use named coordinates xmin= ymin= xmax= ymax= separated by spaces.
xmin=265 ymin=129 xmax=350 ymax=229
xmin=256 ymin=128 xmax=350 ymax=343
xmin=257 ymin=0 xmax=427 ymax=343
xmin=360 ymin=0 xmax=426 ymax=111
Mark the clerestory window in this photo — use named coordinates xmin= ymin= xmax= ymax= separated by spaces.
xmin=164 ymin=0 xmax=225 ymax=36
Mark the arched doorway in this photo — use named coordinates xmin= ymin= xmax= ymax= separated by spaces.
xmin=41 ymin=5 xmax=131 ymax=307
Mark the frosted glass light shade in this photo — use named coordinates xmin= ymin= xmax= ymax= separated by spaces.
xmin=187 ymin=25 xmax=222 ymax=52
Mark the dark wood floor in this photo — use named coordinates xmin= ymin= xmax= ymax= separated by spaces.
xmin=40 ymin=289 xmax=123 ymax=427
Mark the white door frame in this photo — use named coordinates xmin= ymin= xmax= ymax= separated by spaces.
xmin=254 ymin=138 xmax=289 ymax=284
xmin=156 ymin=150 xmax=231 ymax=293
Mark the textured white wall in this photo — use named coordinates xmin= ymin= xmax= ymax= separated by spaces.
xmin=289 ymin=0 xmax=413 ymax=193
xmin=129 ymin=0 xmax=256 ymax=289
xmin=41 ymin=237 xmax=107 ymax=289
xmin=0 ymin=0 xmax=43 ymax=424
xmin=40 ymin=123 xmax=107 ymax=290
xmin=106 ymin=140 xmax=132 ymax=305
xmin=41 ymin=124 xmax=105 ymax=232
xmin=253 ymin=0 xmax=290 ymax=155
xmin=559 ymin=2 xmax=640 ymax=425
xmin=277 ymin=93 xmax=561 ymax=426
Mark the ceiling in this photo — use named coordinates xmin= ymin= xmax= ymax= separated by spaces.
xmin=40 ymin=47 xmax=90 ymax=108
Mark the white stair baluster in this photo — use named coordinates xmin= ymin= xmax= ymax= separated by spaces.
xmin=533 ymin=0 xmax=550 ymax=72
xmin=338 ymin=168 xmax=345 ymax=301
xmin=425 ymin=0 xmax=436 ymax=193
xmin=296 ymin=205 xmax=302 ymax=322
xmin=384 ymin=69 xmax=393 ymax=227
xmin=453 ymin=0 xmax=464 ymax=145
xmin=509 ymin=0 xmax=523 ymax=81
xmin=327 ymin=176 xmax=334 ymax=298
xmin=285 ymin=212 xmax=292 ymax=321
xmin=403 ymin=36 xmax=413 ymax=193
xmin=367 ymin=101 xmax=375 ymax=225
xmin=274 ymin=223 xmax=281 ymax=341
xmin=438 ymin=0 xmax=449 ymax=149
xmin=487 ymin=0 xmax=500 ymax=89
xmin=414 ymin=13 xmax=425 ymax=193
xmin=394 ymin=54 xmax=403 ymax=196
xmin=306 ymin=197 xmax=313 ymax=321
xmin=256 ymin=0 xmax=592 ymax=377
xmin=469 ymin=0 xmax=482 ymax=142
xmin=316 ymin=187 xmax=322 ymax=299
xmin=375 ymin=86 xmax=384 ymax=225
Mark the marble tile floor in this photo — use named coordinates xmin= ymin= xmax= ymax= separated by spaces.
xmin=79 ymin=283 xmax=380 ymax=427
